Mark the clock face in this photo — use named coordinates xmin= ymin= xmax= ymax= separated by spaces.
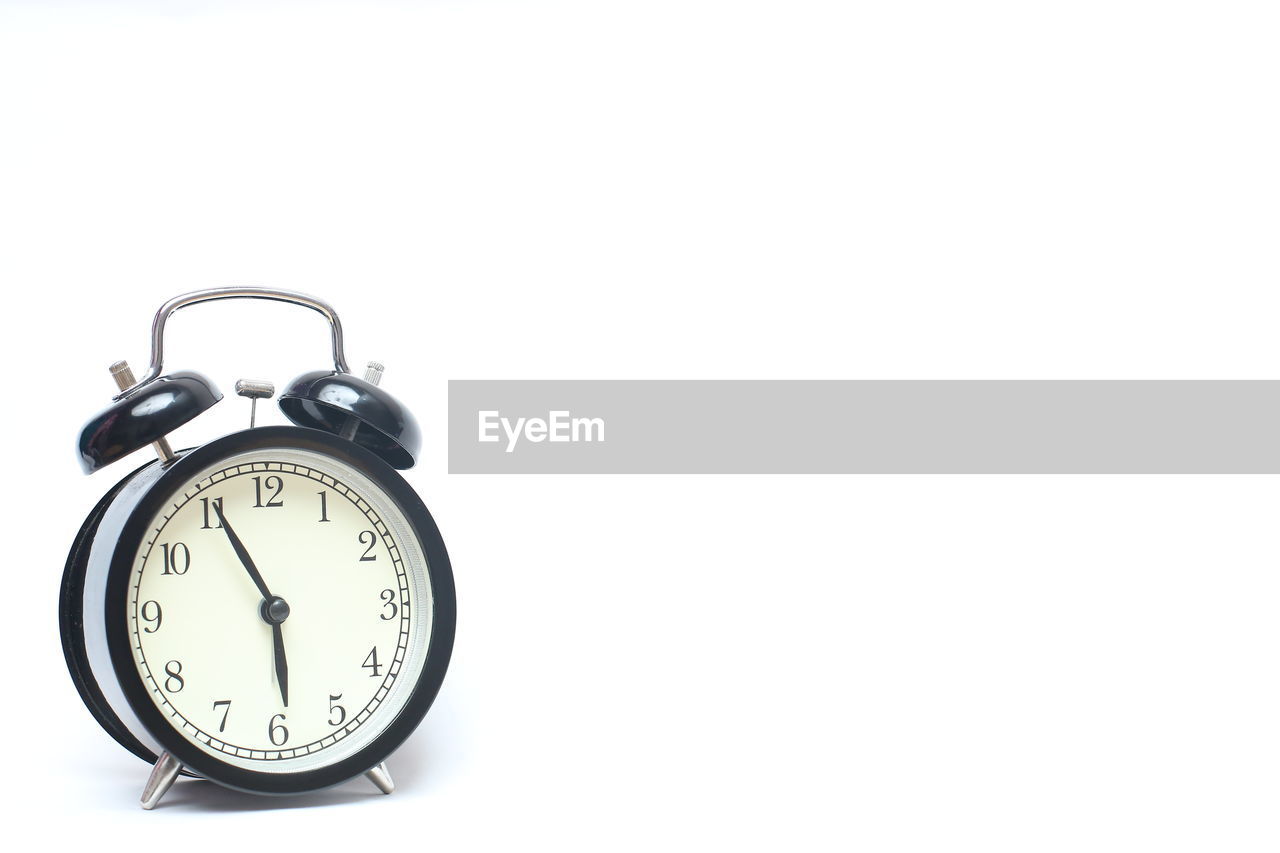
xmin=125 ymin=446 xmax=434 ymax=773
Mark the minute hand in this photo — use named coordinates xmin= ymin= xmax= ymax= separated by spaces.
xmin=211 ymin=502 xmax=274 ymax=600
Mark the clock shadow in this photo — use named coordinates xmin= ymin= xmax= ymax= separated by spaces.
xmin=160 ymin=778 xmax=382 ymax=811
xmin=148 ymin=731 xmax=447 ymax=812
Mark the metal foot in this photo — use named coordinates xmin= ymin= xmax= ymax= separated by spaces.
xmin=140 ymin=751 xmax=183 ymax=810
xmin=365 ymin=761 xmax=395 ymax=795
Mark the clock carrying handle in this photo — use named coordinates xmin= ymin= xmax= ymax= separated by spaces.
xmin=113 ymin=287 xmax=351 ymax=400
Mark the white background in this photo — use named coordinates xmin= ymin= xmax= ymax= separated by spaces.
xmin=2 ymin=1 xmax=1278 ymax=849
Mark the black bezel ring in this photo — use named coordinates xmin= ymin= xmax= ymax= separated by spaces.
xmin=103 ymin=425 xmax=456 ymax=795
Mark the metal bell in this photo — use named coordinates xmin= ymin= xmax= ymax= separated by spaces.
xmin=77 ymin=370 xmax=222 ymax=474
xmin=278 ymin=363 xmax=420 ymax=469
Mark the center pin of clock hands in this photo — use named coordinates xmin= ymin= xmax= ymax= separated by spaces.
xmin=211 ymin=501 xmax=290 ymax=707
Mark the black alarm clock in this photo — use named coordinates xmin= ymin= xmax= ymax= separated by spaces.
xmin=60 ymin=287 xmax=456 ymax=808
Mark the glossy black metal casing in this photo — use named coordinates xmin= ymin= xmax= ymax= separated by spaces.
xmin=65 ymin=425 xmax=455 ymax=795
xmin=60 ymin=458 xmax=160 ymax=764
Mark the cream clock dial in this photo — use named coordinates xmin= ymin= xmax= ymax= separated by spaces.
xmin=128 ymin=448 xmax=431 ymax=772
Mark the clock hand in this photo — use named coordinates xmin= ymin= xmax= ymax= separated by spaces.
xmin=211 ymin=501 xmax=274 ymax=600
xmin=212 ymin=501 xmax=291 ymax=707
xmin=261 ymin=597 xmax=291 ymax=707
xmin=271 ymin=622 xmax=289 ymax=707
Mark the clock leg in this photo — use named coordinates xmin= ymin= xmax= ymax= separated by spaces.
xmin=365 ymin=761 xmax=395 ymax=795
xmin=140 ymin=751 xmax=183 ymax=810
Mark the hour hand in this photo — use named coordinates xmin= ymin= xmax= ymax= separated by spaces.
xmin=271 ymin=622 xmax=289 ymax=707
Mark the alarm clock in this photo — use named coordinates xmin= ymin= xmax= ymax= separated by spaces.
xmin=60 ymin=287 xmax=456 ymax=809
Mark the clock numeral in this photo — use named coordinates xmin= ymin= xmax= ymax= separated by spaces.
xmin=317 ymin=490 xmax=331 ymax=523
xmin=159 ymin=542 xmax=190 ymax=575
xmin=268 ymin=713 xmax=289 ymax=746
xmin=362 ymin=646 xmax=382 ymax=677
xmin=200 ymin=496 xmax=224 ymax=529
xmin=359 ymin=530 xmax=378 ymax=562
xmin=140 ymin=600 xmax=163 ymax=632
xmin=212 ymin=699 xmax=231 ymax=733
xmin=163 ymin=660 xmax=184 ymax=693
xmin=328 ymin=693 xmax=347 ymax=727
xmin=379 ymin=589 xmax=398 ymax=621
xmin=252 ymin=475 xmax=284 ymax=508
